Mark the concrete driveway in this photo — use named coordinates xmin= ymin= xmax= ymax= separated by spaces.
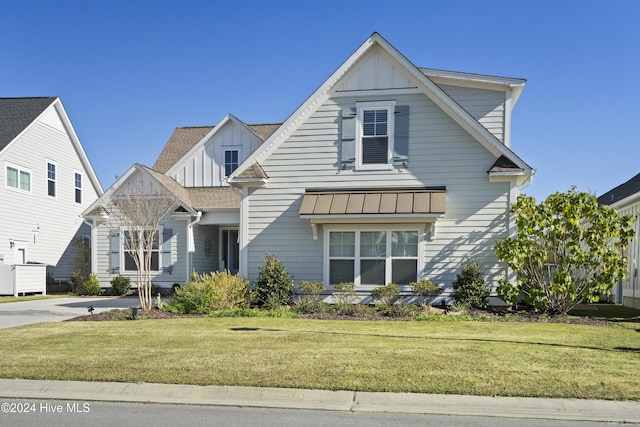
xmin=0 ymin=296 xmax=139 ymax=329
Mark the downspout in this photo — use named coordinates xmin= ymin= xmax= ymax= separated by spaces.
xmin=186 ymin=211 xmax=202 ymax=275
xmin=82 ymin=217 xmax=99 ymax=277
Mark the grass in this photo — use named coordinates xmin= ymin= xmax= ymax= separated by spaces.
xmin=0 ymin=314 xmax=638 ymax=400
xmin=0 ymin=293 xmax=72 ymax=304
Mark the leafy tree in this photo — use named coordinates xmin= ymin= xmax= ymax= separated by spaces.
xmin=253 ymin=253 xmax=294 ymax=307
xmin=452 ymin=259 xmax=489 ymax=309
xmin=495 ymin=187 xmax=636 ymax=314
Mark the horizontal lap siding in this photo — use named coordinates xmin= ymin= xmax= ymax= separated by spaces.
xmin=246 ymin=93 xmax=510 ymax=290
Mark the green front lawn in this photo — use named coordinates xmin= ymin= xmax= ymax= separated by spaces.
xmin=0 ymin=316 xmax=638 ymax=400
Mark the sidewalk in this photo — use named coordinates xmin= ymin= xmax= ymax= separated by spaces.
xmin=0 ymin=379 xmax=638 ymax=423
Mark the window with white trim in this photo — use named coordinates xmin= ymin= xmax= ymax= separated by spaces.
xmin=122 ymin=228 xmax=162 ymax=272
xmin=74 ymin=172 xmax=82 ymax=203
xmin=224 ymin=150 xmax=239 ymax=176
xmin=328 ymin=229 xmax=419 ymax=286
xmin=47 ymin=161 xmax=56 ymax=197
xmin=356 ymin=101 xmax=395 ymax=169
xmin=5 ymin=164 xmax=31 ymax=192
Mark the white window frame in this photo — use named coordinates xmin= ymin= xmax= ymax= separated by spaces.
xmin=74 ymin=171 xmax=82 ymax=203
xmin=355 ymin=100 xmax=396 ymax=171
xmin=324 ymin=225 xmax=422 ymax=288
xmin=46 ymin=160 xmax=57 ymax=198
xmin=224 ymin=149 xmax=239 ymax=177
xmin=120 ymin=226 xmax=163 ymax=273
xmin=5 ymin=162 xmax=32 ymax=193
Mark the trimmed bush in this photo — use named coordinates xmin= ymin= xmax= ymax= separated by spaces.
xmin=452 ymin=259 xmax=489 ymax=309
xmin=371 ymin=283 xmax=401 ymax=305
xmin=294 ymin=280 xmax=329 ymax=314
xmin=83 ymin=273 xmax=101 ymax=296
xmin=332 ymin=281 xmax=357 ymax=305
xmin=253 ymin=253 xmax=294 ymax=308
xmin=410 ymin=278 xmax=442 ymax=305
xmin=168 ymin=271 xmax=249 ymax=314
xmin=110 ymin=275 xmax=131 ymax=296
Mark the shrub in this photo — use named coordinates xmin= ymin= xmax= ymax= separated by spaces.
xmin=83 ymin=273 xmax=101 ymax=296
xmin=410 ymin=278 xmax=442 ymax=306
xmin=452 ymin=259 xmax=489 ymax=309
xmin=169 ymin=271 xmax=249 ymax=314
xmin=70 ymin=272 xmax=88 ymax=295
xmin=332 ymin=281 xmax=357 ymax=305
xmin=171 ymin=283 xmax=182 ymax=294
xmin=371 ymin=283 xmax=401 ymax=305
xmin=253 ymin=253 xmax=294 ymax=307
xmin=294 ymin=280 xmax=329 ymax=314
xmin=110 ymin=275 xmax=131 ymax=296
xmin=378 ymin=300 xmax=420 ymax=318
xmin=150 ymin=283 xmax=162 ymax=296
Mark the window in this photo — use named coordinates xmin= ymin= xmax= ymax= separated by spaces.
xmin=5 ymin=164 xmax=31 ymax=192
xmin=122 ymin=229 xmax=161 ymax=272
xmin=328 ymin=229 xmax=419 ymax=286
xmin=74 ymin=172 xmax=82 ymax=203
xmin=224 ymin=150 xmax=239 ymax=176
xmin=47 ymin=161 xmax=56 ymax=197
xmin=356 ymin=101 xmax=395 ymax=169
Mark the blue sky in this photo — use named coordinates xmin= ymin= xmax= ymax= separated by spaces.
xmin=1 ymin=0 xmax=638 ymax=200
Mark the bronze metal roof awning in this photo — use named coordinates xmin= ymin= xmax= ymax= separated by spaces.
xmin=300 ymin=188 xmax=446 ymax=216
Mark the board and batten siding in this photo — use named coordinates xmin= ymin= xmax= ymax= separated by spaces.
xmin=173 ymin=121 xmax=264 ymax=188
xmin=437 ymin=84 xmax=505 ymax=143
xmin=0 ymin=116 xmax=100 ymax=280
xmin=244 ymin=92 xmax=511 ymax=291
xmin=93 ymin=215 xmax=187 ymax=287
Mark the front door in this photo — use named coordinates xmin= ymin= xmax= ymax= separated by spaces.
xmin=221 ymin=228 xmax=239 ymax=275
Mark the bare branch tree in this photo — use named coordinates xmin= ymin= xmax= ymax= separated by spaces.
xmin=106 ymin=177 xmax=176 ymax=310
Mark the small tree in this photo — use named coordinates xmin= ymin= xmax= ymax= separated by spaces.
xmin=107 ymin=176 xmax=177 ymax=310
xmin=253 ymin=253 xmax=294 ymax=307
xmin=495 ymin=188 xmax=636 ymax=314
xmin=452 ymin=259 xmax=489 ymax=309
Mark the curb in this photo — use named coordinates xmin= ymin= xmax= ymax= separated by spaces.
xmin=0 ymin=379 xmax=639 ymax=423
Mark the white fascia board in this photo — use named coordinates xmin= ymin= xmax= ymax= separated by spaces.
xmin=0 ymin=97 xmax=56 ymax=156
xmin=610 ymin=192 xmax=640 ymax=209
xmin=82 ymin=163 xmax=139 ymax=216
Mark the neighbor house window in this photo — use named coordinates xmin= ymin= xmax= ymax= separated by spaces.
xmin=47 ymin=161 xmax=56 ymax=197
xmin=328 ymin=229 xmax=418 ymax=286
xmin=122 ymin=229 xmax=161 ymax=272
xmin=356 ymin=101 xmax=395 ymax=169
xmin=74 ymin=172 xmax=82 ymax=203
xmin=224 ymin=150 xmax=239 ymax=176
xmin=6 ymin=164 xmax=31 ymax=192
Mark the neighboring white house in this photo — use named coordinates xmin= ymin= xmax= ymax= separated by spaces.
xmin=0 ymin=97 xmax=103 ymax=295
xmin=83 ymin=33 xmax=534 ymax=299
xmin=598 ymin=173 xmax=640 ymax=309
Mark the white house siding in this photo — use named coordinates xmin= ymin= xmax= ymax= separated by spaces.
xmin=244 ymin=92 xmax=511 ymax=292
xmin=437 ymin=84 xmax=505 ymax=143
xmin=613 ymin=200 xmax=640 ymax=309
xmin=93 ymin=214 xmax=188 ymax=288
xmin=174 ymin=121 xmax=264 ymax=187
xmin=0 ymin=116 xmax=100 ymax=281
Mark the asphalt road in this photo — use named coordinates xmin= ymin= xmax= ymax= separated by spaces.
xmin=2 ymin=400 xmax=636 ymax=427
xmin=0 ymin=296 xmax=139 ymax=329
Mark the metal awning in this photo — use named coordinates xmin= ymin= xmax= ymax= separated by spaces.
xmin=299 ymin=188 xmax=446 ymax=216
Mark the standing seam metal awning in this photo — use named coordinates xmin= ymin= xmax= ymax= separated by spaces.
xmin=299 ymin=188 xmax=446 ymax=216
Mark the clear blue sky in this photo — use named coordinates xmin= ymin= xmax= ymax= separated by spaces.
xmin=1 ymin=0 xmax=638 ymax=200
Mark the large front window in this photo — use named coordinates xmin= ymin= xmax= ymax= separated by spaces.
xmin=328 ymin=229 xmax=419 ymax=286
xmin=122 ymin=229 xmax=161 ymax=272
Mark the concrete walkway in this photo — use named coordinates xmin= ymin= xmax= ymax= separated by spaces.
xmin=0 ymin=379 xmax=638 ymax=423
xmin=0 ymin=296 xmax=138 ymax=329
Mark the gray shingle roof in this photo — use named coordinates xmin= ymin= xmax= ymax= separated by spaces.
xmin=598 ymin=172 xmax=640 ymax=206
xmin=153 ymin=123 xmax=281 ymax=174
xmin=0 ymin=97 xmax=57 ymax=152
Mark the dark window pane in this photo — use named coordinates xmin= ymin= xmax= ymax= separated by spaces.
xmin=124 ymin=252 xmax=137 ymax=271
xmin=75 ymin=188 xmax=81 ymax=203
xmin=362 ymin=137 xmax=388 ymax=164
xmin=361 ymin=260 xmax=385 ymax=285
xmin=330 ymin=260 xmax=354 ymax=285
xmin=392 ymin=259 xmax=417 ymax=285
xmin=48 ymin=179 xmax=55 ymax=196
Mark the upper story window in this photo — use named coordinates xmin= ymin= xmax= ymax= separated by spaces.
xmin=224 ymin=150 xmax=239 ymax=176
xmin=74 ymin=172 xmax=82 ymax=203
xmin=6 ymin=164 xmax=31 ymax=192
xmin=47 ymin=161 xmax=56 ymax=197
xmin=356 ymin=101 xmax=396 ymax=170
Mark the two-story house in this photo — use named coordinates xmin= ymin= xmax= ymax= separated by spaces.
xmin=83 ymin=33 xmax=533 ymax=298
xmin=0 ymin=97 xmax=103 ymax=295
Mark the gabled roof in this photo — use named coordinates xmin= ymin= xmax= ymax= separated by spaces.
xmin=153 ymin=120 xmax=280 ymax=174
xmin=230 ymin=32 xmax=533 ymax=182
xmin=598 ymin=172 xmax=640 ymax=206
xmin=0 ymin=97 xmax=56 ymax=152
